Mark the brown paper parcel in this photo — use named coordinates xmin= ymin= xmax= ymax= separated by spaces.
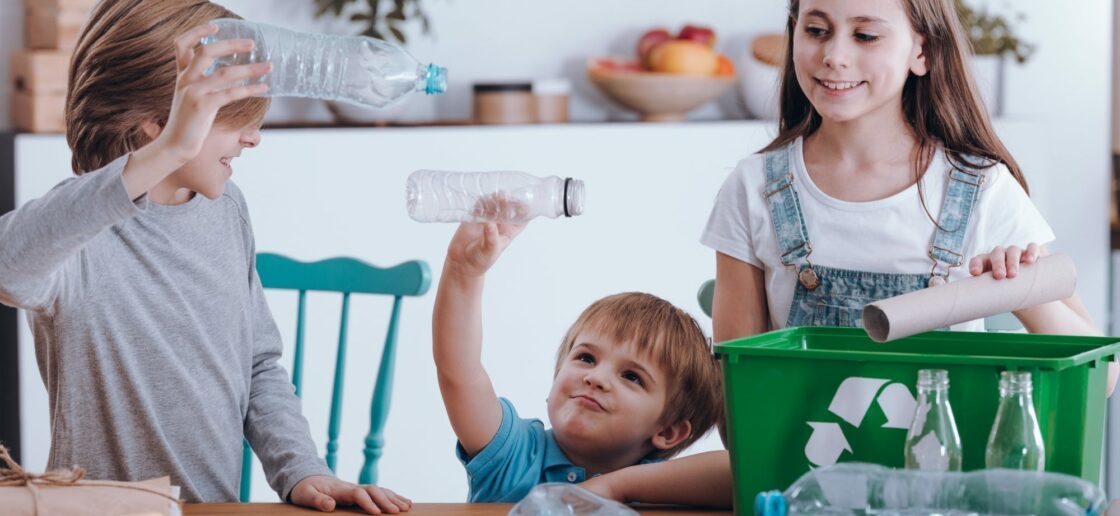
xmin=0 ymin=445 xmax=179 ymax=516
xmin=861 ymin=253 xmax=1076 ymax=342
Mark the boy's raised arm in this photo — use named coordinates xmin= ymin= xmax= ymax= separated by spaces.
xmin=434 ymin=222 xmax=525 ymax=456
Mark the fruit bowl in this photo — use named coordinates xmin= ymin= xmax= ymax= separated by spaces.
xmin=588 ymin=57 xmax=735 ymax=122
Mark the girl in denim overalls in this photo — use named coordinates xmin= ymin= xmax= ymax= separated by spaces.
xmin=577 ymin=0 xmax=1114 ymax=508
xmin=702 ymin=0 xmax=1104 ymax=347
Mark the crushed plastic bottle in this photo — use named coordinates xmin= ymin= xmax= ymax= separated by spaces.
xmin=509 ymin=483 xmax=637 ymax=516
xmin=755 ymin=463 xmax=1106 ymax=516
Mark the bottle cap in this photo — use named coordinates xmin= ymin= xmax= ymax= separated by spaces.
xmin=564 ymin=178 xmax=585 ymax=217
xmin=425 ymin=64 xmax=448 ymax=95
xmin=754 ymin=490 xmax=787 ymax=516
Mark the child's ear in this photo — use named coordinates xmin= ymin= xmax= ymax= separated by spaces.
xmin=910 ymin=35 xmax=929 ymax=77
xmin=140 ymin=120 xmax=163 ymax=140
xmin=651 ymin=420 xmax=692 ymax=451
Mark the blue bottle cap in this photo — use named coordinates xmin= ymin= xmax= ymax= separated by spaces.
xmin=754 ymin=490 xmax=787 ymax=516
xmin=425 ymin=64 xmax=448 ymax=95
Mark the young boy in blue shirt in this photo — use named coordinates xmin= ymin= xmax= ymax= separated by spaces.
xmin=432 ymin=221 xmax=726 ymax=503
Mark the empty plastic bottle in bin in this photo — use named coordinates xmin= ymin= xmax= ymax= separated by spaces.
xmin=986 ymin=370 xmax=1045 ymax=471
xmin=201 ymin=19 xmax=447 ymax=108
xmin=754 ymin=463 xmax=1106 ymax=516
xmin=508 ymin=483 xmax=637 ymax=516
xmin=406 ymin=170 xmax=585 ymax=223
xmin=903 ymin=369 xmax=962 ymax=472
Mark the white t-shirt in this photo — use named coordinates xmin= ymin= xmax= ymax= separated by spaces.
xmin=700 ymin=137 xmax=1055 ymax=331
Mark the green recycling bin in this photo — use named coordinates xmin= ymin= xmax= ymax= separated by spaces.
xmin=714 ymin=327 xmax=1120 ymax=513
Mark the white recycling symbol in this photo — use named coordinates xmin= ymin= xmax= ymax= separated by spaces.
xmin=804 ymin=377 xmax=917 ymax=467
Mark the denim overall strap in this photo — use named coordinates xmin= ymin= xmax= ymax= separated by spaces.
xmin=763 ymin=145 xmax=812 ymax=267
xmin=927 ymin=158 xmax=986 ymax=280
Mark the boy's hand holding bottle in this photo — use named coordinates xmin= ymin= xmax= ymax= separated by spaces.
xmin=445 ymin=218 xmax=526 ymax=280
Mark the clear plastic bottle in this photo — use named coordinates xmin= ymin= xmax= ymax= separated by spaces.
xmin=405 ymin=170 xmax=585 ymax=223
xmin=201 ymin=19 xmax=447 ymax=108
xmin=985 ymin=370 xmax=1045 ymax=471
xmin=754 ymin=463 xmax=1106 ymax=515
xmin=903 ymin=369 xmax=962 ymax=472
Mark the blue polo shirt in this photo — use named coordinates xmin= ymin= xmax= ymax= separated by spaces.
xmin=455 ymin=397 xmax=662 ymax=502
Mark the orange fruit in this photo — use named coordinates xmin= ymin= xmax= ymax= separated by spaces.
xmin=647 ymin=40 xmax=719 ymax=75
xmin=715 ymin=54 xmax=735 ymax=76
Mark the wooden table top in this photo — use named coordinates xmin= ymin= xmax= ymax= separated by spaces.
xmin=183 ymin=503 xmax=732 ymax=515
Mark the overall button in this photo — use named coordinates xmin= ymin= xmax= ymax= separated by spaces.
xmin=567 ymin=471 xmax=578 ymax=482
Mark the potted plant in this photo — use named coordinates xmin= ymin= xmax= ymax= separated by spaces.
xmin=313 ymin=0 xmax=432 ymax=45
xmin=955 ymin=0 xmax=1034 ymax=116
xmin=313 ymin=0 xmax=435 ymax=123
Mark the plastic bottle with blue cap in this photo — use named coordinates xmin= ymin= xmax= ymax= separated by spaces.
xmin=201 ymin=18 xmax=447 ymax=109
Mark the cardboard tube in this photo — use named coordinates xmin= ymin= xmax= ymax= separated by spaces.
xmin=862 ymin=253 xmax=1077 ymax=342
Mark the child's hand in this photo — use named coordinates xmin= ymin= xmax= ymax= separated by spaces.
xmin=156 ymin=23 xmax=272 ymax=164
xmin=969 ymin=243 xmax=1044 ymax=280
xmin=290 ymin=475 xmax=411 ymax=514
xmin=444 ymin=221 xmax=526 ymax=279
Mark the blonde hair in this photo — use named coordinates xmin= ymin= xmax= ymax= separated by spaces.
xmin=67 ymin=0 xmax=270 ymax=174
xmin=554 ymin=292 xmax=723 ymax=459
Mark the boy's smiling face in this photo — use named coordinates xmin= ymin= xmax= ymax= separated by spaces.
xmin=547 ymin=330 xmax=683 ymax=465
xmin=175 ymin=120 xmax=262 ymax=200
xmin=145 ymin=118 xmax=263 ymax=205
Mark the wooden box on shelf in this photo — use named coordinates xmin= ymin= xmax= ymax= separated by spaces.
xmin=10 ymin=50 xmax=70 ymax=94
xmin=11 ymin=92 xmax=66 ymax=134
xmin=23 ymin=0 xmax=98 ymax=50
xmin=10 ymin=49 xmax=70 ymax=133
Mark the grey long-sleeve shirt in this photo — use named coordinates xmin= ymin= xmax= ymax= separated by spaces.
xmin=0 ymin=154 xmax=332 ymax=502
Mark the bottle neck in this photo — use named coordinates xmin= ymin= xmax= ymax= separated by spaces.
xmin=917 ymin=386 xmax=950 ymax=404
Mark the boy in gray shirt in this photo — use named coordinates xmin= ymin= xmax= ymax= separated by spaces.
xmin=0 ymin=1 xmax=408 ymax=512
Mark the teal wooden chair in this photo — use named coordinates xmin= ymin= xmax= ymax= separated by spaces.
xmin=695 ymin=278 xmax=1021 ymax=330
xmin=240 ymin=253 xmax=431 ymax=502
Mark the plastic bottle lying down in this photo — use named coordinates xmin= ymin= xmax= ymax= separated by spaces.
xmin=754 ymin=463 xmax=1106 ymax=516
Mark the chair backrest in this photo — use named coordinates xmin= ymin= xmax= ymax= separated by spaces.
xmin=695 ymin=278 xmax=1022 ymax=331
xmin=240 ymin=253 xmax=431 ymax=502
xmin=698 ymin=279 xmax=715 ymax=318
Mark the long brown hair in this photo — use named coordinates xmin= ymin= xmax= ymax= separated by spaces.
xmin=67 ymin=0 xmax=269 ymax=174
xmin=761 ymin=0 xmax=1029 ymax=194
